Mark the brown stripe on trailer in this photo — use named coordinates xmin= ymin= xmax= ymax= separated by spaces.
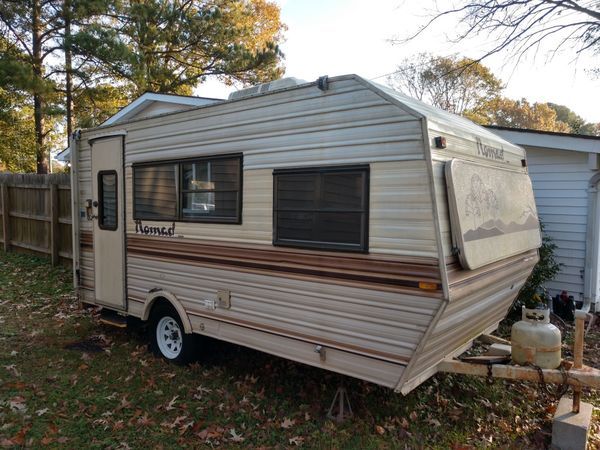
xmin=126 ymin=235 xmax=444 ymax=296
xmin=80 ymin=230 xmax=93 ymax=250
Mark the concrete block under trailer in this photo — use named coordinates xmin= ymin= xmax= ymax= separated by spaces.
xmin=70 ymin=74 xmax=573 ymax=395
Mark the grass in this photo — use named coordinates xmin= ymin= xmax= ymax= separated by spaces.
xmin=0 ymin=250 xmax=598 ymax=449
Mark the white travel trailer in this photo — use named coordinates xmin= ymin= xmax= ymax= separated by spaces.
xmin=70 ymin=74 xmax=541 ymax=394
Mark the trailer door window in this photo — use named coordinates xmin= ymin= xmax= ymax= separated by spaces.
xmin=274 ymin=166 xmax=369 ymax=252
xmin=98 ymin=170 xmax=118 ymax=230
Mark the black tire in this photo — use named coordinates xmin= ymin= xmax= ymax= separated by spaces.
xmin=148 ymin=303 xmax=196 ymax=365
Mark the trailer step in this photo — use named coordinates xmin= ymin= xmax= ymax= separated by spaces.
xmin=99 ymin=309 xmax=127 ymax=328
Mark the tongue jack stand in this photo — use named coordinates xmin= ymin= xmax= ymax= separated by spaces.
xmin=327 ymin=385 xmax=353 ymax=423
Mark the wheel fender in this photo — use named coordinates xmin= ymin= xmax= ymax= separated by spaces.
xmin=142 ymin=290 xmax=193 ymax=334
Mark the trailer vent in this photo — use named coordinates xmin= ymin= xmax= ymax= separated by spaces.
xmin=228 ymin=77 xmax=307 ymax=101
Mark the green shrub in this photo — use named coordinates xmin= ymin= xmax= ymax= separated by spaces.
xmin=510 ymin=221 xmax=561 ymax=316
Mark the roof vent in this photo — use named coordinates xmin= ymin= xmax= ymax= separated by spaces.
xmin=228 ymin=77 xmax=307 ymax=101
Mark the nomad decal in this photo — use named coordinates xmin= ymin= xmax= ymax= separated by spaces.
xmin=476 ymin=138 xmax=504 ymax=161
xmin=134 ymin=219 xmax=175 ymax=237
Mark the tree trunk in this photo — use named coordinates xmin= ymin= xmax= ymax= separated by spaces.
xmin=64 ymin=0 xmax=73 ymax=139
xmin=32 ymin=0 xmax=48 ymax=174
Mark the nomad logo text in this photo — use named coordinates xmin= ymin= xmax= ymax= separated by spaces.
xmin=134 ymin=219 xmax=175 ymax=237
xmin=476 ymin=138 xmax=504 ymax=161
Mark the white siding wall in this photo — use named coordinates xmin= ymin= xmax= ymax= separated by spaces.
xmin=527 ymin=146 xmax=596 ymax=300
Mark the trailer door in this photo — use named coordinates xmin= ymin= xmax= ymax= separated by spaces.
xmin=91 ymin=136 xmax=126 ymax=310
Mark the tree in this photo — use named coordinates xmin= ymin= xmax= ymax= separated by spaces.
xmin=397 ymin=1 xmax=600 ymax=69
xmin=0 ymin=0 xmax=63 ymax=173
xmin=72 ymin=0 xmax=285 ymax=96
xmin=0 ymin=86 xmax=36 ymax=172
xmin=388 ymin=53 xmax=503 ymax=116
xmin=477 ymin=97 xmax=571 ymax=132
xmin=547 ymin=103 xmax=600 ymax=136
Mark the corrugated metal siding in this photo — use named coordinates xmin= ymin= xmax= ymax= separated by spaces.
xmin=188 ymin=314 xmax=405 ymax=387
xmin=400 ymin=253 xmax=537 ymax=392
xmin=77 ymin=142 xmax=94 ymax=289
xmin=527 ymin=147 xmax=593 ymax=299
xmin=127 ymin=256 xmax=443 ymax=363
xmin=96 ymin=79 xmax=425 ymax=170
xmin=125 ymin=167 xmax=273 ymax=245
xmin=370 ymin=161 xmax=437 ymax=256
xmin=431 ymin=161 xmax=453 ymax=257
xmin=124 ymin=161 xmax=438 ymax=256
xmin=363 ymin=79 xmax=525 ymax=168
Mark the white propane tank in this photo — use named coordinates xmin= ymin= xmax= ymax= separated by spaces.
xmin=511 ymin=306 xmax=561 ymax=369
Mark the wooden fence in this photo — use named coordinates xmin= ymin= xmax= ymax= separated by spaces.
xmin=0 ymin=173 xmax=72 ymax=265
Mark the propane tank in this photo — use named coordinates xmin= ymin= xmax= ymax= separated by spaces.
xmin=511 ymin=305 xmax=561 ymax=369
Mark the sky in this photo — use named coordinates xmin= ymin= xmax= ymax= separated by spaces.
xmin=195 ymin=0 xmax=600 ymax=123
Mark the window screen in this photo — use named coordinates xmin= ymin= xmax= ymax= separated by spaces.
xmin=98 ymin=171 xmax=118 ymax=230
xmin=133 ymin=164 xmax=177 ymax=220
xmin=181 ymin=157 xmax=241 ymax=222
xmin=274 ymin=166 xmax=369 ymax=252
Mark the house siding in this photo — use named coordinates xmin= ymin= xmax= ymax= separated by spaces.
xmin=526 ymin=146 xmax=595 ymax=300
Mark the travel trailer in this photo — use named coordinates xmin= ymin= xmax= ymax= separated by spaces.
xmin=69 ymin=74 xmax=541 ymax=394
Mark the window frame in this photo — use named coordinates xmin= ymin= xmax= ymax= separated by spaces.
xmin=132 ymin=153 xmax=243 ymax=225
xmin=272 ymin=165 xmax=369 ymax=253
xmin=97 ymin=170 xmax=118 ymax=231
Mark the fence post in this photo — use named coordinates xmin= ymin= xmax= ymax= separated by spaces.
xmin=1 ymin=183 xmax=10 ymax=252
xmin=50 ymin=182 xmax=59 ymax=266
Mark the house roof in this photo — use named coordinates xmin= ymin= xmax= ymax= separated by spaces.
xmin=102 ymin=92 xmax=221 ymax=126
xmin=486 ymin=125 xmax=600 ymax=154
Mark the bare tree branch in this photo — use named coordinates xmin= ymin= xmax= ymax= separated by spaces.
xmin=394 ymin=0 xmax=600 ymax=67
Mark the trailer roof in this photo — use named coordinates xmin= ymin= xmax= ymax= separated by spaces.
xmin=359 ymin=77 xmax=524 ymax=155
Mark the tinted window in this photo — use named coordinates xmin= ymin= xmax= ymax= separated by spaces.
xmin=98 ymin=171 xmax=117 ymax=230
xmin=133 ymin=155 xmax=242 ymax=224
xmin=274 ymin=166 xmax=368 ymax=252
xmin=133 ymin=164 xmax=177 ymax=220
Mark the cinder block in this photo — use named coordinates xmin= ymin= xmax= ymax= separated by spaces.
xmin=552 ymin=396 xmax=593 ymax=450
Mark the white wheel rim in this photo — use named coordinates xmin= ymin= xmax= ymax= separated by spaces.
xmin=156 ymin=316 xmax=183 ymax=359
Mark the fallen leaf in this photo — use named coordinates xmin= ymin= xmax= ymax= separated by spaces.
xmin=0 ymin=439 xmax=14 ymax=448
xmin=428 ymin=418 xmax=441 ymax=427
xmin=179 ymin=421 xmax=194 ymax=435
xmin=10 ymin=425 xmax=31 ymax=446
xmin=36 ymin=408 xmax=49 ymax=416
xmin=229 ymin=429 xmax=244 ymax=442
xmin=289 ymin=436 xmax=305 ymax=446
xmin=281 ymin=417 xmax=296 ymax=429
xmin=375 ymin=425 xmax=385 ymax=435
xmin=166 ymin=395 xmax=179 ymax=411
xmin=9 ymin=396 xmax=26 ymax=413
xmin=4 ymin=364 xmax=20 ymax=377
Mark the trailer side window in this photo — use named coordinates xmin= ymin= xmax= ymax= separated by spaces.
xmin=133 ymin=154 xmax=242 ymax=224
xmin=273 ymin=166 xmax=369 ymax=252
xmin=181 ymin=156 xmax=241 ymax=223
xmin=133 ymin=164 xmax=178 ymax=220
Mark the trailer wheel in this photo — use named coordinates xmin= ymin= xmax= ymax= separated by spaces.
xmin=149 ymin=303 xmax=195 ymax=364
